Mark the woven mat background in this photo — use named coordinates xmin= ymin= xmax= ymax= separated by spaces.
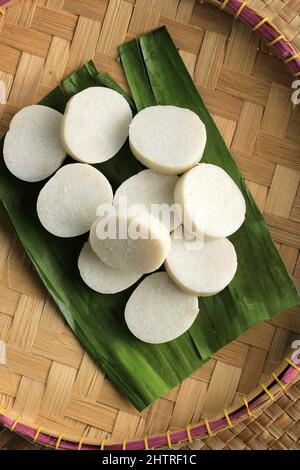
xmin=0 ymin=0 xmax=299 ymax=450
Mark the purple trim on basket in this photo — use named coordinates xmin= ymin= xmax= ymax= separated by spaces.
xmin=0 ymin=0 xmax=10 ymax=7
xmin=1 ymin=359 xmax=299 ymax=450
xmin=283 ymin=355 xmax=300 ymax=384
xmin=216 ymin=0 xmax=300 ymax=75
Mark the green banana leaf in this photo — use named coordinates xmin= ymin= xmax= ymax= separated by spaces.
xmin=0 ymin=60 xmax=208 ymax=411
xmin=0 ymin=27 xmax=298 ymax=411
xmin=119 ymin=27 xmax=299 ymax=358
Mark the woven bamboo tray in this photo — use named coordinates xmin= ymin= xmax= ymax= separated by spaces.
xmin=0 ymin=0 xmax=300 ymax=451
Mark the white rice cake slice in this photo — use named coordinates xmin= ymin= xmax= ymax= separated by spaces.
xmin=175 ymin=163 xmax=246 ymax=238
xmin=125 ymin=272 xmax=199 ymax=344
xmin=61 ymin=87 xmax=132 ymax=164
xmin=37 ymin=163 xmax=113 ymax=237
xmin=129 ymin=105 xmax=206 ymax=175
xmin=90 ymin=209 xmax=171 ymax=274
xmin=3 ymin=105 xmax=66 ymax=182
xmin=113 ymin=169 xmax=181 ymax=232
xmin=165 ymin=233 xmax=238 ymax=296
xmin=78 ymin=242 xmax=142 ymax=294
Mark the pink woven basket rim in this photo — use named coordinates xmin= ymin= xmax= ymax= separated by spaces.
xmin=214 ymin=0 xmax=300 ymax=76
xmin=1 ymin=358 xmax=299 ymax=450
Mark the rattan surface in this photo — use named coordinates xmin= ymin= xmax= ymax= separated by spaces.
xmin=0 ymin=0 xmax=299 ymax=450
xmin=209 ymin=0 xmax=300 ymax=50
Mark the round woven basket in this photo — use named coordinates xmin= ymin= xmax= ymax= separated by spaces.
xmin=0 ymin=0 xmax=299 ymax=451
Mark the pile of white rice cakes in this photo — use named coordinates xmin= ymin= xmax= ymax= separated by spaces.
xmin=4 ymin=87 xmax=246 ymax=344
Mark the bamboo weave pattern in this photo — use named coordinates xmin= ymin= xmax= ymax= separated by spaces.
xmin=0 ymin=0 xmax=299 ymax=450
